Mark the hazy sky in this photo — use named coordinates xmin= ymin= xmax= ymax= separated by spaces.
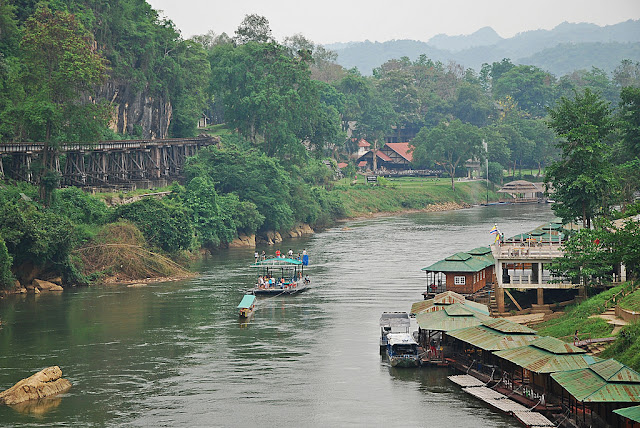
xmin=146 ymin=0 xmax=640 ymax=45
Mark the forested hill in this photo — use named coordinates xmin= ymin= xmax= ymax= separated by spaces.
xmin=329 ymin=20 xmax=640 ymax=75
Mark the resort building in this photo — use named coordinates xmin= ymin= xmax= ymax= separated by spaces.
xmin=421 ymin=247 xmax=495 ymax=296
xmin=497 ymin=180 xmax=546 ymax=203
xmin=355 ymin=142 xmax=413 ymax=171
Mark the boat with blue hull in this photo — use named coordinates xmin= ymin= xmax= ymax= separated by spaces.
xmin=386 ymin=333 xmax=421 ymax=367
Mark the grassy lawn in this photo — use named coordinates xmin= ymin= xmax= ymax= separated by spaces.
xmin=619 ymin=289 xmax=640 ymax=312
xmin=536 ymin=284 xmax=628 ymax=341
xmin=333 ymin=177 xmax=500 ymax=217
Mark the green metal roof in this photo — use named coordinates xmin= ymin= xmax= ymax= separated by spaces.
xmin=237 ymin=294 xmax=256 ymax=309
xmin=589 ymin=359 xmax=640 ymax=383
xmin=614 ymin=405 xmax=640 ymax=422
xmin=250 ymin=257 xmax=302 ymax=267
xmin=467 ymin=247 xmax=492 ymax=256
xmin=416 ymin=303 xmax=491 ymax=332
xmin=530 ymin=336 xmax=586 ymax=355
xmin=482 ymin=318 xmax=537 ymax=334
xmin=448 ymin=324 xmax=539 ymax=351
xmin=445 ymin=305 xmax=475 ymax=316
xmin=422 ymin=252 xmax=493 ymax=273
xmin=494 ymin=337 xmax=599 ymax=374
xmin=410 ymin=296 xmax=489 ymax=317
xmin=551 ymin=363 xmax=640 ymax=403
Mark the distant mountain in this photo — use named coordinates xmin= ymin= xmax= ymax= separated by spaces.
xmin=428 ymin=27 xmax=503 ymax=52
xmin=330 ymin=20 xmax=640 ymax=76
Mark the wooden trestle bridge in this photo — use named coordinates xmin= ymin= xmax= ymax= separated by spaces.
xmin=0 ymin=136 xmax=219 ymax=187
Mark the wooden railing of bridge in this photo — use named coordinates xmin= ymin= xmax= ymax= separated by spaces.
xmin=0 ymin=136 xmax=219 ymax=187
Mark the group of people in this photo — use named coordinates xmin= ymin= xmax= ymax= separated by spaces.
xmin=255 ymin=272 xmax=310 ymax=289
xmin=254 ymin=248 xmax=307 ymax=263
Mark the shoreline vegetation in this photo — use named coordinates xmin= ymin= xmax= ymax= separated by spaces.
xmin=0 ymin=177 xmax=496 ymax=296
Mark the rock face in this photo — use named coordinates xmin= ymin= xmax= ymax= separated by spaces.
xmin=256 ymin=225 xmax=314 ymax=245
xmin=95 ymin=80 xmax=172 ymax=139
xmin=227 ymin=234 xmax=256 ymax=248
xmin=0 ymin=366 xmax=72 ymax=405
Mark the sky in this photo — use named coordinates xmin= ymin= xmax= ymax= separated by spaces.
xmin=145 ymin=0 xmax=640 ymax=45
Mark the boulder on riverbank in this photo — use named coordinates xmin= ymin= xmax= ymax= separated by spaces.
xmin=32 ymin=279 xmax=63 ymax=292
xmin=0 ymin=366 xmax=72 ymax=405
xmin=227 ymin=233 xmax=256 ymax=248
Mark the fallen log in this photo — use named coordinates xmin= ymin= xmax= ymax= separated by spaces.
xmin=0 ymin=366 xmax=71 ymax=405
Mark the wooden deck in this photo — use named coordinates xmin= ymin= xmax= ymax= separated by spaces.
xmin=448 ymin=374 xmax=556 ymax=427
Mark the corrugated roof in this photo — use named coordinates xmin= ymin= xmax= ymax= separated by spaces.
xmin=416 ymin=303 xmax=491 ymax=332
xmin=589 ymin=359 xmax=640 ymax=383
xmin=494 ymin=338 xmax=598 ymax=374
xmin=462 ymin=300 xmax=490 ymax=316
xmin=376 ymin=151 xmax=392 ymax=162
xmin=614 ymin=405 xmax=640 ymax=423
xmin=552 ymin=367 xmax=640 ymax=403
xmin=445 ymin=305 xmax=475 ymax=316
xmin=410 ymin=295 xmax=489 ymax=316
xmin=530 ymin=337 xmax=585 ymax=355
xmin=434 ymin=291 xmax=466 ymax=304
xmin=448 ymin=324 xmax=540 ymax=351
xmin=482 ymin=318 xmax=537 ymax=334
xmin=357 ymin=139 xmax=370 ymax=147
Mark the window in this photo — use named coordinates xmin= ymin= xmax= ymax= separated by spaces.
xmin=454 ymin=276 xmax=466 ymax=285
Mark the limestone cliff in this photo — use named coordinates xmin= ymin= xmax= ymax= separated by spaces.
xmin=96 ymin=80 xmax=172 ymax=139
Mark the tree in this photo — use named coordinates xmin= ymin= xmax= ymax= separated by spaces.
xmin=411 ymin=119 xmax=483 ymax=190
xmin=234 ymin=14 xmax=273 ymax=44
xmin=355 ymin=90 xmax=397 ymax=171
xmin=15 ymin=6 xmax=108 ymax=203
xmin=493 ymin=65 xmax=554 ymax=117
xmin=545 ymin=88 xmax=615 ymax=228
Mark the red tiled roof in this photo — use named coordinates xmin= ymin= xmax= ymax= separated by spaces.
xmin=357 ymin=139 xmax=370 ymax=148
xmin=384 ymin=142 xmax=413 ymax=162
xmin=337 ymin=162 xmax=348 ymax=169
xmin=376 ymin=151 xmax=392 ymax=162
xmin=358 ymin=161 xmax=367 ymax=167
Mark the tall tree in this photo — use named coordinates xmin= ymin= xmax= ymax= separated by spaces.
xmin=545 ymin=88 xmax=615 ymax=228
xmin=411 ymin=119 xmax=483 ymax=190
xmin=14 ymin=6 xmax=107 ymax=203
xmin=233 ymin=14 xmax=273 ymax=44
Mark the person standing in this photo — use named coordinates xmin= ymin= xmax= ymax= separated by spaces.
xmin=254 ymin=251 xmax=259 ymax=263
xmin=275 ymin=249 xmax=280 ymax=258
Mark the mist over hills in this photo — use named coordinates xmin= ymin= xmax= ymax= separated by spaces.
xmin=326 ymin=20 xmax=640 ymax=76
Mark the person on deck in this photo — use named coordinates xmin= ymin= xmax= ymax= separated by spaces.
xmin=429 ymin=338 xmax=437 ymax=357
xmin=287 ymin=249 xmax=293 ymax=257
xmin=254 ymin=251 xmax=259 ymax=263
xmin=275 ymin=249 xmax=280 ymax=258
xmin=261 ymin=251 xmax=266 ymax=260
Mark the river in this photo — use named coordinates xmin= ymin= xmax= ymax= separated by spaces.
xmin=0 ymin=204 xmax=554 ymax=427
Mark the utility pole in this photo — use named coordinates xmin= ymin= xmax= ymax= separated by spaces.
xmin=483 ymin=139 xmax=489 ymax=205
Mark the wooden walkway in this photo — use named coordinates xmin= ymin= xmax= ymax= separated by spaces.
xmin=448 ymin=375 xmax=555 ymax=427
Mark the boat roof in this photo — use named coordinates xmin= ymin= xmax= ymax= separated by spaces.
xmin=387 ymin=333 xmax=418 ymax=346
xmin=380 ymin=312 xmax=410 ymax=327
xmin=237 ymin=294 xmax=256 ymax=309
xmin=250 ymin=257 xmax=302 ymax=267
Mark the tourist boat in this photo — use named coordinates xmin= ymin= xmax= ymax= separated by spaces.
xmin=248 ymin=257 xmax=309 ymax=295
xmin=237 ymin=294 xmax=256 ymax=319
xmin=379 ymin=312 xmax=411 ymax=349
xmin=386 ymin=333 xmax=421 ymax=367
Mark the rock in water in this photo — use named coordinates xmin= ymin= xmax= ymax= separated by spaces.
xmin=0 ymin=366 xmax=72 ymax=405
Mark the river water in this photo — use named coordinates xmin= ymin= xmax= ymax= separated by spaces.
xmin=0 ymin=204 xmax=554 ymax=427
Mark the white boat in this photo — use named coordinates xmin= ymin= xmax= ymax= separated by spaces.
xmin=379 ymin=312 xmax=410 ymax=348
xmin=386 ymin=333 xmax=421 ymax=367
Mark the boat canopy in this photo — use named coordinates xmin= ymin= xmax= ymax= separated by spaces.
xmin=250 ymin=257 xmax=302 ymax=267
xmin=380 ymin=312 xmax=410 ymax=327
xmin=387 ymin=333 xmax=418 ymax=347
xmin=237 ymin=294 xmax=256 ymax=309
